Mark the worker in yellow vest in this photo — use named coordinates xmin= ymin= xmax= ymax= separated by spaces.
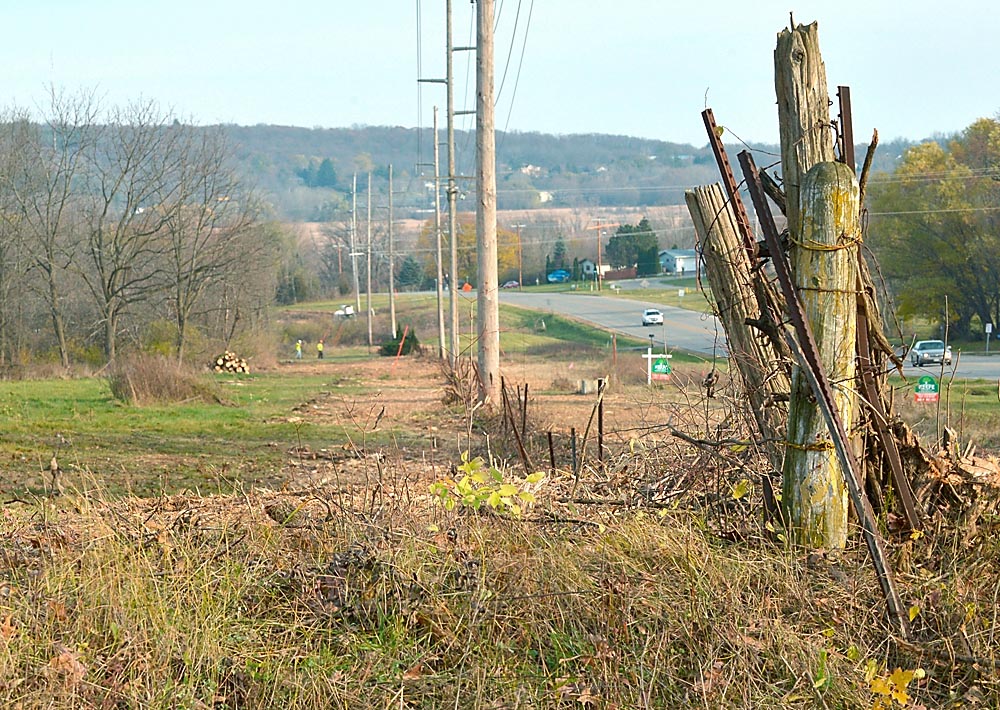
xmin=317 ymin=339 xmax=324 ymax=359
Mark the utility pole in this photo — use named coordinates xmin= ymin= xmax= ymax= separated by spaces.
xmin=351 ymin=174 xmax=361 ymax=312
xmin=433 ymin=107 xmax=446 ymax=359
xmin=388 ymin=164 xmax=397 ymax=339
xmin=418 ymin=0 xmax=472 ymax=366
xmin=515 ymin=224 xmax=524 ymax=291
xmin=446 ymin=0 xmax=461 ymax=367
xmin=596 ymin=218 xmax=604 ymax=291
xmin=366 ymin=172 xmax=373 ymax=351
xmin=476 ymin=0 xmax=500 ymax=404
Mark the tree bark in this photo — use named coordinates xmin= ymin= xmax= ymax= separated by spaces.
xmin=685 ymin=184 xmax=790 ymax=473
xmin=782 ymin=161 xmax=860 ymax=548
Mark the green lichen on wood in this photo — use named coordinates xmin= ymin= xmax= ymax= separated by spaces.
xmin=782 ymin=161 xmax=860 ymax=548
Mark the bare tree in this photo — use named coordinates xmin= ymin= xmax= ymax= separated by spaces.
xmin=0 ymin=111 xmax=34 ymax=366
xmin=3 ymin=91 xmax=98 ymax=367
xmin=156 ymin=126 xmax=266 ymax=360
xmin=77 ymin=100 xmax=184 ymax=363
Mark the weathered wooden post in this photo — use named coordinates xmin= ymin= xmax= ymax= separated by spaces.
xmin=774 ymin=21 xmax=858 ymax=548
xmin=775 ymin=22 xmax=835 ymax=238
xmin=782 ymin=162 xmax=860 ymax=547
xmin=685 ymin=184 xmax=789 ymax=473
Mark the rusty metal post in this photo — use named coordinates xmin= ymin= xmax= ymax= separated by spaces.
xmin=597 ymin=378 xmax=605 ymax=464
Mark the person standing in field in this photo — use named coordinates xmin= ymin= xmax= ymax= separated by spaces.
xmin=317 ymin=339 xmax=324 ymax=359
xmin=295 ymin=340 xmax=303 ymax=359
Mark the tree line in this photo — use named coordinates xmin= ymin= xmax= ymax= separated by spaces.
xmin=869 ymin=117 xmax=1000 ymax=340
xmin=0 ymin=91 xmax=283 ymax=369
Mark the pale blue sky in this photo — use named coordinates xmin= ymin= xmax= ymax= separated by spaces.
xmin=2 ymin=1 xmax=995 ymax=147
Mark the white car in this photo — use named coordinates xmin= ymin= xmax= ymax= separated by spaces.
xmin=642 ymin=308 xmax=663 ymax=326
xmin=335 ymin=305 xmax=356 ymax=318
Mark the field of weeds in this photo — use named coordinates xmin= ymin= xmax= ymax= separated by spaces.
xmin=3 ymin=465 xmax=998 ymax=708
xmin=1 ymin=342 xmax=998 ymax=708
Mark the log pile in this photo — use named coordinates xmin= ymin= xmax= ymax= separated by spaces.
xmin=212 ymin=351 xmax=250 ymax=374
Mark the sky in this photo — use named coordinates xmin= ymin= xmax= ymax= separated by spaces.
xmin=1 ymin=0 xmax=996 ymax=148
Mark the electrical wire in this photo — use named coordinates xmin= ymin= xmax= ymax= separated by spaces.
xmin=495 ymin=0 xmax=522 ymax=105
xmin=499 ymin=0 xmax=533 ymax=151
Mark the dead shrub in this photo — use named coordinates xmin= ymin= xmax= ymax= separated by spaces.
xmin=106 ymin=354 xmax=223 ymax=405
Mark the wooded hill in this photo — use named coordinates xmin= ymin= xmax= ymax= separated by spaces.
xmin=222 ymin=124 xmax=918 ymax=221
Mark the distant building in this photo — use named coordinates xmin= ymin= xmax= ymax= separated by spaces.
xmin=580 ymin=259 xmax=611 ymax=280
xmin=659 ymin=249 xmax=699 ymax=274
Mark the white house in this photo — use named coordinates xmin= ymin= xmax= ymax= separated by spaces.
xmin=579 ymin=259 xmax=611 ymax=280
xmin=658 ymin=249 xmax=699 ymax=275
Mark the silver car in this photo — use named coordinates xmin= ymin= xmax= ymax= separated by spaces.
xmin=910 ymin=340 xmax=952 ymax=367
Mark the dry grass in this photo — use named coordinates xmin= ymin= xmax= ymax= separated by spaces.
xmin=2 ymin=351 xmax=999 ymax=708
xmin=106 ymin=354 xmax=224 ymax=405
xmin=1 ymin=436 xmax=997 ymax=709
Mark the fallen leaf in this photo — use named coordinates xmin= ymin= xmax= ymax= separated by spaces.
xmin=0 ymin=614 xmax=15 ymax=640
xmin=402 ymin=663 xmax=424 ymax=681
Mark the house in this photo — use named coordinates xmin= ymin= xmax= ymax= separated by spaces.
xmin=580 ymin=259 xmax=611 ymax=280
xmin=658 ymin=249 xmax=699 ymax=275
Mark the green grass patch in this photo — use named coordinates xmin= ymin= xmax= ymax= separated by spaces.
xmin=0 ymin=371 xmax=396 ymax=497
xmin=891 ymin=374 xmax=1000 ymax=448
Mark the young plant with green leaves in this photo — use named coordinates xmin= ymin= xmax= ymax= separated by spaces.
xmin=429 ymin=452 xmax=544 ymax=516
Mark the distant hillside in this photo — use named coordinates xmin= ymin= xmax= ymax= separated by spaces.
xmin=220 ymin=124 xmax=917 ymax=221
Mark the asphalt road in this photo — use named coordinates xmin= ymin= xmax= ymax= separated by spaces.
xmin=497 ymin=289 xmax=1000 ymax=381
xmin=498 ymin=290 xmax=726 ymax=357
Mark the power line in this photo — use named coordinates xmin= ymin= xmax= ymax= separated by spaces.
xmin=500 ymin=0 xmax=533 ymax=144
xmin=495 ymin=0 xmax=522 ymax=104
xmin=869 ymin=205 xmax=1000 ymax=217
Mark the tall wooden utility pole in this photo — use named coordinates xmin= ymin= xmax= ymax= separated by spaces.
xmin=351 ymin=174 xmax=361 ymax=312
xmin=595 ymin=219 xmax=604 ymax=291
xmin=446 ymin=0 xmax=460 ymax=366
xmin=388 ymin=164 xmax=397 ymax=339
xmin=366 ymin=172 xmax=373 ymax=351
xmin=476 ymin=0 xmax=500 ymax=404
xmin=433 ymin=108 xmax=447 ymax=359
xmin=516 ymin=224 xmax=524 ymax=291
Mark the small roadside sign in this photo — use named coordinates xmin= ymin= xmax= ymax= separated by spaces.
xmin=652 ymin=356 xmax=672 ymax=381
xmin=914 ymin=375 xmax=939 ymax=403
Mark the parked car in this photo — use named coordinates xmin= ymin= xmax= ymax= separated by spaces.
xmin=546 ymin=269 xmax=571 ymax=283
xmin=910 ymin=339 xmax=952 ymax=367
xmin=501 ymin=280 xmax=520 ymax=289
xmin=642 ymin=308 xmax=664 ymax=326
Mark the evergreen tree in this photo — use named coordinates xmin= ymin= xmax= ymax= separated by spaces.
xmin=315 ymin=158 xmax=338 ymax=188
xmin=396 ymin=255 xmax=424 ymax=290
xmin=553 ymin=236 xmax=567 ymax=268
xmin=605 ymin=217 xmax=658 ymax=268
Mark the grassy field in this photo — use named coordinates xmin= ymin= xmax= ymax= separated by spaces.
xmin=1 ymin=300 xmax=998 ymax=708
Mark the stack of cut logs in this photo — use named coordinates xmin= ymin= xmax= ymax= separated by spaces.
xmin=212 ymin=351 xmax=250 ymax=374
